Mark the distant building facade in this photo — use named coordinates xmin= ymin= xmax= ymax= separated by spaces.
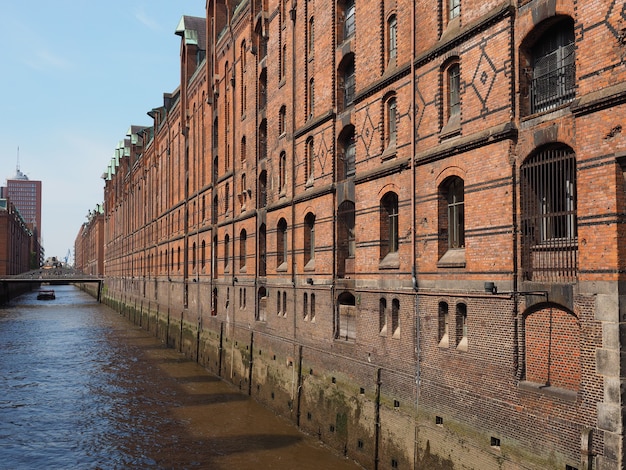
xmin=2 ymin=167 xmax=43 ymax=266
xmin=74 ymin=205 xmax=104 ymax=276
xmin=98 ymin=1 xmax=626 ymax=469
xmin=0 ymin=199 xmax=32 ymax=275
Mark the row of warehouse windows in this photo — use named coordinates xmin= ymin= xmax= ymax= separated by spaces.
xmin=151 ymin=143 xmax=576 ymax=283
xmin=223 ymin=13 xmax=573 ymax=160
xmin=218 ymin=20 xmax=574 ymax=182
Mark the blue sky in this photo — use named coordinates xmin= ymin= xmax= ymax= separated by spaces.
xmin=0 ymin=1 xmax=205 ymax=262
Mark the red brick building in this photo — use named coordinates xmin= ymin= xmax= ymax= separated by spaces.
xmin=0 ymin=198 xmax=33 ymax=276
xmin=99 ymin=1 xmax=626 ymax=468
xmin=74 ymin=204 xmax=104 ymax=276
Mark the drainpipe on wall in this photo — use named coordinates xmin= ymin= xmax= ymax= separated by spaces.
xmin=290 ymin=0 xmax=298 ymax=408
xmin=410 ymin=0 xmax=420 ymax=467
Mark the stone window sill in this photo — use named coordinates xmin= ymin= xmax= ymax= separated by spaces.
xmin=518 ymin=381 xmax=577 ymax=403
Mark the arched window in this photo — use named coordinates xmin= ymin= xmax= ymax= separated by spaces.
xmin=338 ymin=55 xmax=356 ymax=110
xmin=448 ymin=0 xmax=460 ymax=21
xmin=379 ymin=298 xmax=387 ymax=335
xmin=337 ymin=200 xmax=355 ymax=277
xmin=304 ymin=212 xmax=315 ymax=266
xmin=257 ymin=287 xmax=267 ymax=321
xmin=439 ymin=176 xmax=464 ymax=252
xmin=380 ymin=192 xmax=399 ymax=260
xmin=259 ymin=119 xmax=267 ymax=161
xmin=338 ymin=126 xmax=356 ymax=180
xmin=524 ymin=305 xmax=580 ymax=391
xmin=306 ymin=137 xmax=314 ymax=182
xmin=192 ymin=241 xmax=197 ymax=271
xmin=529 ymin=19 xmax=575 ymax=114
xmin=445 ymin=61 xmax=461 ymax=125
xmin=521 ymin=145 xmax=577 ymax=282
xmin=455 ymin=303 xmax=467 ymax=350
xmin=387 ymin=14 xmax=397 ymax=67
xmin=438 ymin=302 xmax=449 ymax=347
xmin=277 ymin=218 xmax=288 ymax=268
xmin=308 ymin=78 xmax=315 ymax=119
xmin=259 ymin=68 xmax=267 ymax=111
xmin=241 ymin=136 xmax=247 ymax=164
xmin=386 ymin=96 xmax=397 ymax=148
xmin=279 ymin=151 xmax=287 ymax=193
xmin=279 ymin=105 xmax=286 ymax=136
xmin=392 ymin=298 xmax=400 ymax=338
xmin=341 ymin=0 xmax=356 ymax=41
xmin=258 ymin=171 xmax=268 ymax=208
xmin=336 ymin=292 xmax=356 ymax=341
xmin=308 ymin=16 xmax=315 ymax=55
xmin=239 ymin=229 xmax=247 ymax=269
xmin=224 ymin=234 xmax=230 ymax=269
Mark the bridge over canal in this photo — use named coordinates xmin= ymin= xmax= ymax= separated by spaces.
xmin=0 ymin=268 xmax=104 ymax=302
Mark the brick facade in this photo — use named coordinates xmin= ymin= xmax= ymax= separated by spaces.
xmin=97 ymin=1 xmax=626 ymax=468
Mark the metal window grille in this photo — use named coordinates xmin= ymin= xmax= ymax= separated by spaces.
xmin=344 ymin=65 xmax=355 ymax=107
xmin=530 ymin=30 xmax=575 ymax=113
xmin=521 ymin=147 xmax=577 ymax=282
xmin=344 ymin=139 xmax=356 ymax=177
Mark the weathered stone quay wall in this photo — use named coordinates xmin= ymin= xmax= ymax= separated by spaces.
xmin=92 ymin=277 xmax=596 ymax=470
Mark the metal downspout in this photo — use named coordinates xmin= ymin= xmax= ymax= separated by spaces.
xmin=410 ymin=0 xmax=420 ymax=467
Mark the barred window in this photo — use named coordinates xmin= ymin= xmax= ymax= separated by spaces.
xmin=521 ymin=145 xmax=577 ymax=282
xmin=344 ymin=60 xmax=355 ymax=107
xmin=530 ymin=22 xmax=575 ymax=114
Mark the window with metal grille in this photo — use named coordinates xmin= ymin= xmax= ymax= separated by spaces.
xmin=530 ymin=24 xmax=575 ymax=113
xmin=343 ymin=60 xmax=355 ymax=107
xmin=344 ymin=135 xmax=356 ymax=178
xmin=521 ymin=146 xmax=577 ymax=282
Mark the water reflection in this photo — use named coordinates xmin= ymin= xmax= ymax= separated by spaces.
xmin=0 ymin=285 xmax=361 ymax=469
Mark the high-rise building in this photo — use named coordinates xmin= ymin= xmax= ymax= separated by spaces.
xmin=3 ymin=164 xmax=43 ymax=265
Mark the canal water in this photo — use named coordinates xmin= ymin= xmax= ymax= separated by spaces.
xmin=0 ymin=285 xmax=362 ymax=469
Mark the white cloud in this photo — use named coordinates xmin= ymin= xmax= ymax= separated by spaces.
xmin=134 ymin=6 xmax=162 ymax=31
xmin=23 ymin=48 xmax=72 ymax=71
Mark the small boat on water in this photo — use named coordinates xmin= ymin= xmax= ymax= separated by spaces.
xmin=37 ymin=289 xmax=56 ymax=300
